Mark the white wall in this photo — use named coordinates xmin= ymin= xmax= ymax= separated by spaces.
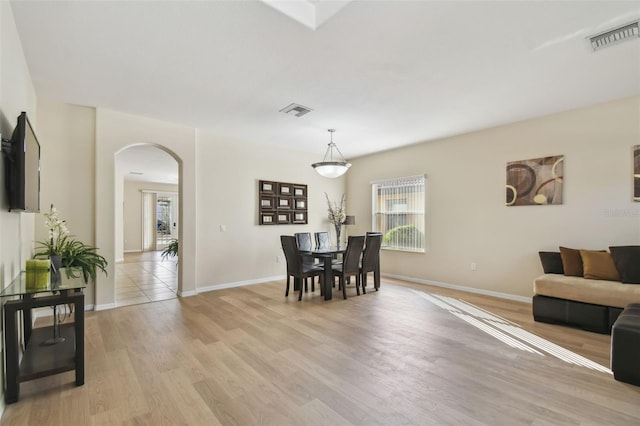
xmin=95 ymin=108 xmax=197 ymax=308
xmin=195 ymin=131 xmax=345 ymax=289
xmin=122 ymin=180 xmax=178 ymax=253
xmin=347 ymin=96 xmax=640 ymax=299
xmin=0 ymin=1 xmax=37 ymax=288
xmin=35 ymin=99 xmax=97 ymax=305
xmin=34 ymin=102 xmax=347 ymax=307
xmin=0 ymin=0 xmax=37 ymax=415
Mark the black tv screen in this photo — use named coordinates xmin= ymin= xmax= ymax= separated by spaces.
xmin=3 ymin=112 xmax=40 ymax=212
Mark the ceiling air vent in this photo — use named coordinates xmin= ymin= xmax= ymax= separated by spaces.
xmin=279 ymin=103 xmax=313 ymax=117
xmin=589 ymin=21 xmax=639 ymax=52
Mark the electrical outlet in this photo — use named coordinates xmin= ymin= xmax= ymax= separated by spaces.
xmin=470 ymin=262 xmax=477 ymax=271
xmin=276 ymin=255 xmax=282 ymax=263
xmin=219 ymin=225 xmax=226 ymax=232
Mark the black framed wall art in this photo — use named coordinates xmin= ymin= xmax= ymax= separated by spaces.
xmin=259 ymin=180 xmax=308 ymax=225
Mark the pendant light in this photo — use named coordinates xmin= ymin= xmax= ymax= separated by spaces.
xmin=312 ymin=129 xmax=352 ymax=178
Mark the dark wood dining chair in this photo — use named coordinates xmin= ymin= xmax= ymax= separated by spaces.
xmin=331 ymin=235 xmax=365 ymax=299
xmin=295 ymin=232 xmax=316 ymax=291
xmin=361 ymin=232 xmax=382 ymax=293
xmin=281 ymin=235 xmax=324 ymax=301
xmin=315 ymin=231 xmax=341 ymax=266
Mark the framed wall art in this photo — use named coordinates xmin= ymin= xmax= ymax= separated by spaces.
xmin=506 ymin=155 xmax=564 ymax=206
xmin=259 ymin=180 xmax=307 ymax=225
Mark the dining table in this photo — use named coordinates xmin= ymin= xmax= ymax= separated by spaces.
xmin=301 ymin=246 xmax=346 ymax=300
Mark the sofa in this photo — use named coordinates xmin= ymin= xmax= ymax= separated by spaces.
xmin=532 ymin=246 xmax=640 ymax=334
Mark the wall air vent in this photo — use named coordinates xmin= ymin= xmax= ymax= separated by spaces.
xmin=279 ymin=103 xmax=313 ymax=117
xmin=589 ymin=21 xmax=639 ymax=52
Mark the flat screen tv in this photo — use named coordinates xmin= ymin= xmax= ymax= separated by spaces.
xmin=2 ymin=112 xmax=40 ymax=212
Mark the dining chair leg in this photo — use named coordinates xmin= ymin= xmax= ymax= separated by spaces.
xmin=356 ymin=274 xmax=361 ymax=296
xmin=361 ymin=272 xmax=367 ymax=294
xmin=341 ymin=276 xmax=347 ymax=299
xmin=311 ymin=277 xmax=315 ymax=292
xmin=299 ymin=281 xmax=305 ymax=301
xmin=304 ymin=278 xmax=309 ymax=293
xmin=374 ymin=266 xmax=380 ymax=290
xmin=286 ymin=275 xmax=290 ymax=296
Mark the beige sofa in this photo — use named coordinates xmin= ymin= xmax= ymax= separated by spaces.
xmin=534 ymin=273 xmax=640 ymax=309
xmin=533 ymin=274 xmax=640 ymax=333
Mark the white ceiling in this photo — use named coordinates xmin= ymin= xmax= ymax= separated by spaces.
xmin=10 ymin=0 xmax=640 ymax=183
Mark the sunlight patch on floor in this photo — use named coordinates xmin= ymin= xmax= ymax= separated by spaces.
xmin=413 ymin=290 xmax=611 ymax=374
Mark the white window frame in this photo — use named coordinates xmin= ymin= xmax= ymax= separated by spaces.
xmin=371 ymin=175 xmax=426 ymax=253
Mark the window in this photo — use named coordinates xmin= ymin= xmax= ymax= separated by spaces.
xmin=372 ymin=175 xmax=425 ymax=252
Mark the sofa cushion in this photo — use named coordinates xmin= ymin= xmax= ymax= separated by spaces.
xmin=560 ymin=246 xmax=583 ymax=277
xmin=581 ymin=249 xmax=620 ymax=281
xmin=610 ymin=246 xmax=640 ymax=284
xmin=534 ymin=274 xmax=640 ymax=309
xmin=538 ymin=251 xmax=564 ymax=274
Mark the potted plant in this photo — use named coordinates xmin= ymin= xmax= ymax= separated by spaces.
xmin=34 ymin=205 xmax=108 ymax=283
xmin=161 ymin=238 xmax=179 ymax=262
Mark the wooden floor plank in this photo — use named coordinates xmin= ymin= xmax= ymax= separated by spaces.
xmin=3 ymin=277 xmax=640 ymax=425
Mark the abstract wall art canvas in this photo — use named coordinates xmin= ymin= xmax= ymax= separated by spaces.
xmin=634 ymin=145 xmax=639 ymax=202
xmin=506 ymin=155 xmax=564 ymax=206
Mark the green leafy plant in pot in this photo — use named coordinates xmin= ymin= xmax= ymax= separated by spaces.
xmin=161 ymin=239 xmax=179 ymax=262
xmin=34 ymin=205 xmax=108 ymax=283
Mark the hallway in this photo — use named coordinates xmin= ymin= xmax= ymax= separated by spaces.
xmin=115 ymin=251 xmax=177 ymax=307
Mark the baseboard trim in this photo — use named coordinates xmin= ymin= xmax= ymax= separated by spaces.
xmin=198 ymin=275 xmax=285 ymax=293
xmin=177 ymin=289 xmax=197 ymax=297
xmin=124 ymin=250 xmax=141 ymax=253
xmin=95 ymin=303 xmax=116 ymax=311
xmin=382 ymin=273 xmax=532 ymax=304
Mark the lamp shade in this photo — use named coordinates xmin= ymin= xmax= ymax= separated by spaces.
xmin=343 ymin=215 xmax=355 ymax=225
xmin=312 ymin=161 xmax=351 ymax=178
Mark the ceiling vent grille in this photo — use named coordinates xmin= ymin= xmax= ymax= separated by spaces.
xmin=279 ymin=103 xmax=313 ymax=117
xmin=589 ymin=21 xmax=639 ymax=51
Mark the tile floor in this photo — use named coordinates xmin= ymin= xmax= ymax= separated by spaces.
xmin=115 ymin=251 xmax=177 ymax=307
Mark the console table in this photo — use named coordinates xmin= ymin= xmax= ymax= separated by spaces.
xmin=1 ymin=269 xmax=85 ymax=404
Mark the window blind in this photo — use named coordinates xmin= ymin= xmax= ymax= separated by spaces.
xmin=371 ymin=175 xmax=425 ymax=252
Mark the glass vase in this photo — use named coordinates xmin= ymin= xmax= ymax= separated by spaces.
xmin=334 ymin=223 xmax=342 ymax=249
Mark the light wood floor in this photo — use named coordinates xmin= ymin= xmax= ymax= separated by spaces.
xmin=3 ymin=277 xmax=640 ymax=425
xmin=115 ymin=252 xmax=177 ymax=307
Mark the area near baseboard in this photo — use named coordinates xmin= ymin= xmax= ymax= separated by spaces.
xmin=94 ymin=303 xmax=117 ymax=311
xmin=197 ymin=275 xmax=286 ymax=294
xmin=382 ymin=272 xmax=532 ymax=304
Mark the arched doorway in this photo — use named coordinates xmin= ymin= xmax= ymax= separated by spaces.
xmin=114 ymin=144 xmax=181 ymax=307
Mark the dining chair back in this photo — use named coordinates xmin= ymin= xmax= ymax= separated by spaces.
xmin=332 ymin=235 xmax=365 ymax=299
xmin=315 ymin=232 xmax=331 ymax=250
xmin=295 ymin=232 xmax=317 ymax=290
xmin=295 ymin=232 xmax=313 ymax=252
xmin=361 ymin=233 xmax=382 ymax=293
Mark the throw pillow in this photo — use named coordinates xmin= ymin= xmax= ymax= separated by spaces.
xmin=580 ymin=250 xmax=620 ymax=281
xmin=609 ymin=246 xmax=640 ymax=284
xmin=538 ymin=251 xmax=564 ymax=274
xmin=559 ymin=246 xmax=583 ymax=277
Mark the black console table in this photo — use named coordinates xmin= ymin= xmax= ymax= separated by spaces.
xmin=1 ymin=269 xmax=85 ymax=404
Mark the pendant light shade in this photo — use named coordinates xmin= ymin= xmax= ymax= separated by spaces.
xmin=312 ymin=129 xmax=351 ymax=178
